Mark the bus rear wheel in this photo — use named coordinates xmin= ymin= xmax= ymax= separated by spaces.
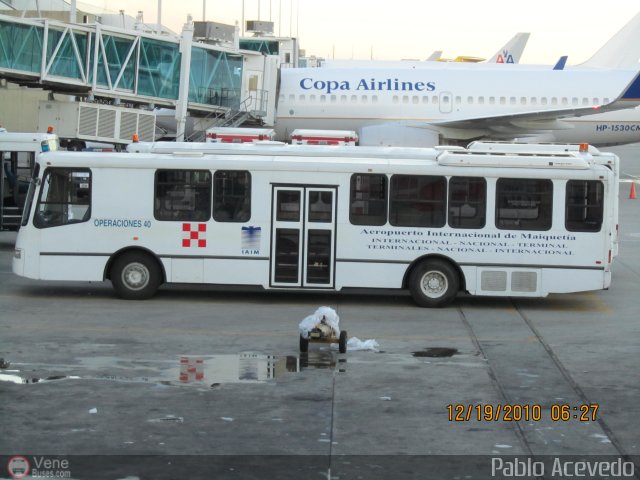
xmin=111 ymin=252 xmax=161 ymax=300
xmin=409 ymin=259 xmax=459 ymax=308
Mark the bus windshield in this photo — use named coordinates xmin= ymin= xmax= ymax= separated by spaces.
xmin=33 ymin=168 xmax=91 ymax=228
xmin=20 ymin=164 xmax=40 ymax=227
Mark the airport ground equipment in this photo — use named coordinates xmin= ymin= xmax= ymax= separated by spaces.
xmin=290 ymin=129 xmax=358 ymax=146
xmin=300 ymin=328 xmax=348 ymax=354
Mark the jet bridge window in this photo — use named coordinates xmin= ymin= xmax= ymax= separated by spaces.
xmin=496 ymin=178 xmax=553 ymax=231
xmin=350 ymin=173 xmax=387 ymax=226
xmin=389 ymin=175 xmax=446 ymax=228
xmin=448 ymin=177 xmax=486 ymax=229
xmin=565 ymin=180 xmax=603 ymax=232
xmin=34 ymin=168 xmax=91 ymax=228
xmin=154 ymin=169 xmax=211 ymax=222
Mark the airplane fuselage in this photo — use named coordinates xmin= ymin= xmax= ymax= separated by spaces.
xmin=275 ymin=65 xmax=640 ymax=145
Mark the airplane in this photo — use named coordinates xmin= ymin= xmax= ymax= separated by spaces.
xmin=348 ymin=32 xmax=640 ymax=147
xmin=274 ymin=12 xmax=640 ymax=147
xmin=323 ymin=32 xmax=530 ymax=67
xmin=438 ymin=32 xmax=530 ymax=64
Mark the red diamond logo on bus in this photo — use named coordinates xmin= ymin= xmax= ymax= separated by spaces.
xmin=182 ymin=223 xmax=207 ymax=248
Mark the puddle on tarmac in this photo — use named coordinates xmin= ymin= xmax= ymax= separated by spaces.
xmin=0 ymin=351 xmax=339 ymax=387
xmin=412 ymin=347 xmax=458 ymax=358
xmin=0 ymin=372 xmax=79 ymax=384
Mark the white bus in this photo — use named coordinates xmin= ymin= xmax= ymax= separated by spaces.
xmin=12 ymin=144 xmax=616 ymax=307
xmin=128 ymin=140 xmax=621 ymax=257
xmin=1 ymin=130 xmax=59 ymax=231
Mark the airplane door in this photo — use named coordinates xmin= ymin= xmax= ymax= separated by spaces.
xmin=270 ymin=186 xmax=337 ymax=288
xmin=439 ymin=91 xmax=453 ymax=113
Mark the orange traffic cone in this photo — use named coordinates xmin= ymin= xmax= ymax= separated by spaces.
xmin=630 ymin=182 xmax=637 ymax=200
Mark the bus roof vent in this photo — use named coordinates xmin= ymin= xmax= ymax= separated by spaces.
xmin=437 ymin=151 xmax=590 ymax=169
xmin=467 ymin=141 xmax=601 ymax=155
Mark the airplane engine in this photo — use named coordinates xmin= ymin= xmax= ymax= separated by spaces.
xmin=358 ymin=124 xmax=440 ymax=147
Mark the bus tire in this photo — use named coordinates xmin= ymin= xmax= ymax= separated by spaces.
xmin=408 ymin=259 xmax=459 ymax=308
xmin=299 ymin=335 xmax=309 ymax=353
xmin=111 ymin=252 xmax=161 ymax=300
xmin=338 ymin=330 xmax=347 ymax=354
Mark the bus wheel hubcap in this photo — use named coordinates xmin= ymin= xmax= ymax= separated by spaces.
xmin=422 ymin=271 xmax=447 ymax=298
xmin=122 ymin=263 xmax=149 ymax=291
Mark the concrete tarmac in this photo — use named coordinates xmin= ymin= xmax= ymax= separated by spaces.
xmin=1 ymin=144 xmax=639 ymax=479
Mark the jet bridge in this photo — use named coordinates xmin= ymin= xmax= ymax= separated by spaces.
xmin=0 ymin=13 xmax=277 ymax=140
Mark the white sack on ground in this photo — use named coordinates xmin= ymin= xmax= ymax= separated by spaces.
xmin=346 ymin=337 xmax=380 ymax=352
xmin=298 ymin=306 xmax=340 ymax=339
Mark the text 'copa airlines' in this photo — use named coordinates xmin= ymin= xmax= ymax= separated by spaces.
xmin=299 ymin=77 xmax=437 ymax=94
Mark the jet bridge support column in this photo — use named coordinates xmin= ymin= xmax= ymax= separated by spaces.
xmin=175 ymin=16 xmax=194 ymax=142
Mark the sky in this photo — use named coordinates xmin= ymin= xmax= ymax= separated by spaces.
xmin=72 ymin=0 xmax=639 ymax=65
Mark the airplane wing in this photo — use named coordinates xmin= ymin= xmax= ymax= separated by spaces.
xmin=428 ymin=105 xmax=610 ymax=136
xmin=424 ymin=72 xmax=640 ymax=139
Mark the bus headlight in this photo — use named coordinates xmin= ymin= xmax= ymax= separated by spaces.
xmin=14 ymin=248 xmax=22 ymax=259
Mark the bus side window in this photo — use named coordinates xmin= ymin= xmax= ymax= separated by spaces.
xmin=34 ymin=168 xmax=91 ymax=229
xmin=495 ymin=178 xmax=553 ymax=230
xmin=213 ymin=170 xmax=251 ymax=222
xmin=389 ymin=174 xmax=446 ymax=228
xmin=154 ymin=169 xmax=211 ymax=222
xmin=448 ymin=176 xmax=486 ymax=229
xmin=565 ymin=180 xmax=604 ymax=232
xmin=349 ymin=173 xmax=387 ymax=226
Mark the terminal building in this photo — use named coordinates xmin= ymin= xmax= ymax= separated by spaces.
xmin=0 ymin=0 xmax=305 ymax=147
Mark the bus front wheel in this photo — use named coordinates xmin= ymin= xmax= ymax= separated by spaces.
xmin=409 ymin=259 xmax=459 ymax=308
xmin=111 ymin=252 xmax=161 ymax=300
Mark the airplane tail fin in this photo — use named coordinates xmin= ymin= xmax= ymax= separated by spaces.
xmin=581 ymin=11 xmax=640 ymax=68
xmin=553 ymin=56 xmax=568 ymax=70
xmin=426 ymin=50 xmax=443 ymax=61
xmin=487 ymin=32 xmax=530 ymax=64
